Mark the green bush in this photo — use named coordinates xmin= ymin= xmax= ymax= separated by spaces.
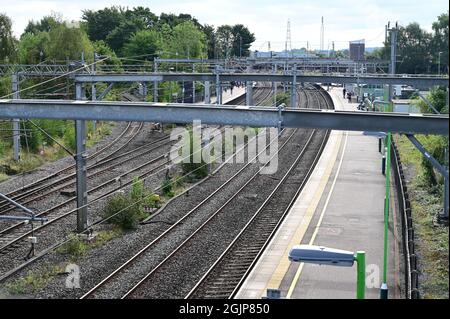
xmin=56 ymin=234 xmax=87 ymax=259
xmin=102 ymin=177 xmax=161 ymax=230
xmin=20 ymin=121 xmax=43 ymax=153
xmin=161 ymin=177 xmax=174 ymax=197
xmin=102 ymin=192 xmax=146 ymax=230
xmin=38 ymin=119 xmax=67 ymax=146
xmin=0 ymin=76 xmax=11 ymax=97
xmin=17 ymin=119 xmax=74 ymax=153
xmin=63 ymin=124 xmax=76 ymax=152
xmin=130 ymin=177 xmax=161 ymax=210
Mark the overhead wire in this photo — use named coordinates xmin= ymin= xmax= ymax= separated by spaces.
xmin=0 ymin=56 xmax=110 ymax=99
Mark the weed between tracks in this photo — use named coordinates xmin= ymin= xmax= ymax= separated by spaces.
xmin=395 ymin=135 xmax=449 ymax=299
xmin=56 ymin=228 xmax=123 ymax=261
xmin=103 ymin=177 xmax=161 ymax=230
xmin=5 ymin=264 xmax=64 ymax=295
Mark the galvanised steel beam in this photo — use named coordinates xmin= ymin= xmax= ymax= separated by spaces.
xmin=75 ymin=84 xmax=88 ymax=233
xmin=155 ymin=58 xmax=215 ymax=63
xmin=0 ymin=64 xmax=69 ymax=77
xmin=74 ymin=73 xmax=449 ymax=89
xmin=0 ymin=99 xmax=448 ymax=135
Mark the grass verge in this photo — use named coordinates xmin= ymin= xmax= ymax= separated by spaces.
xmin=394 ymin=134 xmax=449 ymax=299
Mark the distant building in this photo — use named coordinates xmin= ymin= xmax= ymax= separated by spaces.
xmin=349 ymin=39 xmax=365 ymax=61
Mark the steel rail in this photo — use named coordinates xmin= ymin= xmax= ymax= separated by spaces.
xmin=81 ymin=126 xmax=294 ymax=299
xmin=186 ymin=86 xmax=332 ymax=298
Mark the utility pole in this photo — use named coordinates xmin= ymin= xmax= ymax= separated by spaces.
xmin=239 ymin=35 xmax=242 ymax=58
xmin=92 ymin=51 xmax=97 ymax=132
xmin=246 ymin=62 xmax=253 ymax=106
xmin=273 ymin=64 xmax=277 ymax=107
xmin=291 ymin=64 xmax=297 ymax=108
xmin=215 ymin=65 xmax=221 ymax=105
xmin=285 ymin=20 xmax=292 ymax=58
xmin=387 ymin=22 xmax=398 ymax=102
xmin=153 ymin=59 xmax=158 ymax=102
xmin=192 ymin=64 xmax=196 ymax=103
xmin=320 ymin=16 xmax=324 ymax=53
xmin=75 ymin=83 xmax=88 ymax=233
xmin=204 ymin=81 xmax=211 ymax=104
xmin=12 ymin=73 xmax=21 ymax=162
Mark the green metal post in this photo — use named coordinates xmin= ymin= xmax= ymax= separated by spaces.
xmin=355 ymin=251 xmax=366 ymax=299
xmin=381 ymin=131 xmax=391 ymax=299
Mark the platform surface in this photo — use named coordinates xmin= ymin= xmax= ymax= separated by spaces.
xmin=236 ymin=87 xmax=399 ymax=299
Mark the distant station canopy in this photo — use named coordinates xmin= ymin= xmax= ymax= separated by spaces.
xmin=349 ymin=39 xmax=365 ymax=61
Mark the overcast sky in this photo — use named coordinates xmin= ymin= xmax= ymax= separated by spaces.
xmin=1 ymin=0 xmax=448 ymax=51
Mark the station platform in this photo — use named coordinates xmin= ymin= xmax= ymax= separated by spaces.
xmin=235 ymin=87 xmax=400 ymax=299
xmin=209 ymin=86 xmax=246 ymax=104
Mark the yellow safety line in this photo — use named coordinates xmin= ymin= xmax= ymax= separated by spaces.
xmin=261 ymin=131 xmax=343 ymax=297
xmin=286 ymin=132 xmax=348 ymax=298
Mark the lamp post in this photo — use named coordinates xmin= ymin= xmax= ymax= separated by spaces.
xmin=438 ymin=51 xmax=443 ymax=76
xmin=288 ymin=245 xmax=366 ymax=299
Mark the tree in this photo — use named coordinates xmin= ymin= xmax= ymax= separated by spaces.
xmin=46 ymin=24 xmax=94 ymax=61
xmin=365 ymin=48 xmax=383 ymax=60
xmin=82 ymin=6 xmax=124 ymax=42
xmin=122 ymin=30 xmax=160 ymax=62
xmin=379 ymin=12 xmax=449 ymax=75
xmin=18 ymin=32 xmax=50 ymax=64
xmin=125 ymin=6 xmax=157 ymax=29
xmin=0 ymin=13 xmax=17 ymax=63
xmin=158 ymin=21 xmax=206 ymax=61
xmin=215 ymin=25 xmax=234 ymax=59
xmin=334 ymin=50 xmax=348 ymax=59
xmin=157 ymin=13 xmax=201 ymax=30
xmin=106 ymin=18 xmax=146 ymax=53
xmin=170 ymin=22 xmax=206 ymax=59
xmin=397 ymin=23 xmax=432 ymax=74
xmin=413 ymin=87 xmax=449 ymax=186
xmin=417 ymin=86 xmax=449 ymax=114
xmin=23 ymin=14 xmax=62 ymax=35
xmin=382 ymin=22 xmax=432 ymax=74
xmin=201 ymin=24 xmax=216 ymax=59
xmin=93 ymin=40 xmax=122 ymax=69
xmin=231 ymin=24 xmax=255 ymax=57
xmin=82 ymin=6 xmax=158 ymax=53
xmin=432 ymin=11 xmax=449 ymax=74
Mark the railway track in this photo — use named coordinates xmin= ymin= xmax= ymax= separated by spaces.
xmin=186 ymin=131 xmax=330 ymax=299
xmin=81 ymin=127 xmax=298 ymax=299
xmin=0 ymin=85 xmax=273 ymax=278
xmin=0 ymin=121 xmax=142 ymax=212
xmin=0 ymin=133 xmax=172 ymax=216
xmin=0 ymin=149 xmax=172 ymax=255
xmin=123 ymin=87 xmax=332 ymax=299
xmin=0 ymin=90 xmax=159 ymax=212
xmin=79 ymin=86 xmax=329 ymax=299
